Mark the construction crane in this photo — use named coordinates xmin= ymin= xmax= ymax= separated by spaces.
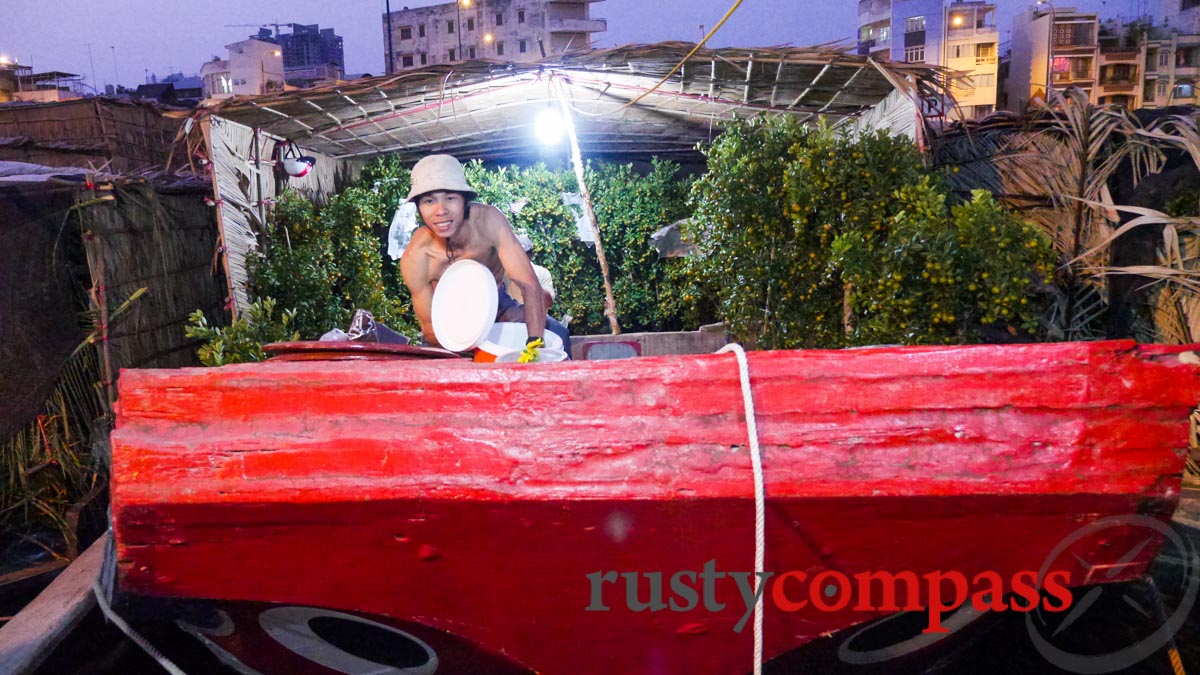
xmin=224 ymin=23 xmax=295 ymax=38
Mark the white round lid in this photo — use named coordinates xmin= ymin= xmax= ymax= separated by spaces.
xmin=431 ymin=259 xmax=499 ymax=351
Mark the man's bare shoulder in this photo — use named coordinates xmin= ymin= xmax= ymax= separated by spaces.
xmin=406 ymin=226 xmax=436 ymax=251
xmin=470 ymin=202 xmax=508 ymax=231
xmin=400 ymin=228 xmax=435 ymax=277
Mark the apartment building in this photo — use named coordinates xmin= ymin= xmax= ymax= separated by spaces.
xmin=382 ymin=0 xmax=606 ymax=73
xmin=857 ymin=0 xmax=1000 ymax=119
xmin=1161 ymin=0 xmax=1200 ymax=33
xmin=1005 ymin=6 xmax=1099 ymax=110
xmin=1142 ymin=27 xmax=1200 ymax=107
xmin=201 ymin=39 xmax=285 ymax=99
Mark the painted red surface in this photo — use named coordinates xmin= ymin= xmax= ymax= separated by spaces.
xmin=111 ymin=340 xmax=1200 ymax=674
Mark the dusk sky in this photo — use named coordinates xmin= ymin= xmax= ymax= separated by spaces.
xmin=1 ymin=0 xmax=1146 ymax=91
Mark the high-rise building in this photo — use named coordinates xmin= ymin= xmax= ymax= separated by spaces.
xmin=255 ymin=24 xmax=345 ymax=85
xmin=382 ymin=0 xmax=606 ymax=73
xmin=857 ymin=1 xmax=1000 ymax=119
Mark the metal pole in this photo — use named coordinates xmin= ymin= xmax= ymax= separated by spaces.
xmin=385 ymin=0 xmax=395 ymax=74
xmin=1042 ymin=2 xmax=1056 ymax=104
xmin=84 ymin=42 xmax=97 ymax=94
xmin=110 ymin=46 xmax=119 ymax=90
xmin=456 ymin=1 xmax=463 ymax=57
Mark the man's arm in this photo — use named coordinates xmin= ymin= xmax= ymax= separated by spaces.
xmin=487 ymin=207 xmax=547 ymax=342
xmin=534 ymin=264 xmax=555 ymax=308
xmin=399 ymin=243 xmax=439 ymax=346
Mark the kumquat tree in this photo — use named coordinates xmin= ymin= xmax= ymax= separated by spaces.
xmin=688 ymin=116 xmax=1056 ymax=349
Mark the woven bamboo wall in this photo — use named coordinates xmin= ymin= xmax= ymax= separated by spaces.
xmin=207 ymin=115 xmax=362 ymax=315
xmin=0 ymin=183 xmax=87 ymax=441
xmin=0 ymin=98 xmax=184 ymax=173
xmin=79 ymin=181 xmax=227 ymax=374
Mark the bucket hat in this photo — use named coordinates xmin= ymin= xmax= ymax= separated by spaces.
xmin=407 ymin=154 xmax=477 ymax=201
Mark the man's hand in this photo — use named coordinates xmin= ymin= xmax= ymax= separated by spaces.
xmin=518 ymin=337 xmax=543 ymax=363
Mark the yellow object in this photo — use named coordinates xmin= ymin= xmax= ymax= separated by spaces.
xmin=518 ymin=338 xmax=544 ymax=363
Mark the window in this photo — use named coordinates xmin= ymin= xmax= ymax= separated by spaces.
xmin=950 ymin=45 xmax=966 ymax=58
xmin=519 ymin=39 xmax=528 ymax=53
xmin=904 ymin=45 xmax=925 ymax=62
xmin=971 ymin=73 xmax=995 ymax=87
xmin=1052 ymin=56 xmax=1070 ymax=73
xmin=449 ymin=48 xmax=457 ymax=61
xmin=1175 ymin=83 xmax=1195 ymax=97
xmin=1054 ymin=24 xmax=1073 ymax=46
xmin=400 ymin=26 xmax=412 ymax=40
xmin=1157 ymin=80 xmax=1168 ymax=96
xmin=401 ymin=54 xmax=414 ymax=68
xmin=496 ymin=13 xmax=504 ymax=26
xmin=879 ymin=26 xmax=890 ymax=42
xmin=974 ymin=104 xmax=994 ymax=116
xmin=420 ymin=53 xmax=428 ymax=65
xmin=905 ymin=16 xmax=926 ymax=33
xmin=496 ymin=41 xmax=505 ymax=56
xmin=1160 ymin=50 xmax=1171 ymax=67
xmin=467 ymin=17 xmax=475 ymax=31
xmin=468 ymin=46 xmax=476 ymax=59
xmin=975 ymin=43 xmax=994 ymax=58
xmin=419 ymin=24 xmax=426 ymax=38
xmin=447 ymin=20 xmax=455 ymax=34
xmin=518 ymin=9 xmax=526 ymax=23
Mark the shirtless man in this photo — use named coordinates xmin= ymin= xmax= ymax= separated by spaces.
xmin=399 ymin=154 xmax=570 ymax=354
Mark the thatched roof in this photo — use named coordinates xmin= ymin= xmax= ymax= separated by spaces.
xmin=206 ymin=42 xmax=946 ymax=164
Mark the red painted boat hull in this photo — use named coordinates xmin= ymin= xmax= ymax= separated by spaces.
xmin=110 ymin=341 xmax=1200 ymax=674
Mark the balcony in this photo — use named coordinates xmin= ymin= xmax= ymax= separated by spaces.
xmin=856 ymin=37 xmax=890 ymax=56
xmin=1176 ymin=63 xmax=1200 ymax=77
xmin=547 ymin=18 xmax=607 ymax=33
xmin=975 ymin=55 xmax=997 ymax=66
xmin=947 ymin=24 xmax=998 ymax=39
xmin=1053 ymin=71 xmax=1095 ymax=83
xmin=1100 ymin=81 xmax=1136 ymax=92
xmin=1053 ymin=39 xmax=1096 ymax=51
xmin=1099 ymin=49 xmax=1139 ymax=62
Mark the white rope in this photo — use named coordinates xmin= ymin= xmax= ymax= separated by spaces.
xmin=717 ymin=342 xmax=765 ymax=675
xmin=93 ymin=576 xmax=188 ymax=675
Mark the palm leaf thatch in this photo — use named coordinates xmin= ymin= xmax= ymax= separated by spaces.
xmin=931 ymin=90 xmax=1165 ymax=339
xmin=0 ymin=344 xmax=105 ymax=553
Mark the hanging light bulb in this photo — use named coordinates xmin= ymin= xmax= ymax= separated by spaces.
xmin=536 ymin=105 xmax=565 ymax=145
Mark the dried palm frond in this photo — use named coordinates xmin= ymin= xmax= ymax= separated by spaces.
xmin=0 ymin=344 xmax=106 ymax=548
xmin=1154 ymin=286 xmax=1196 ymax=345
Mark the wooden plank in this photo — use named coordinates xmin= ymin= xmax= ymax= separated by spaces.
xmin=0 ymin=533 xmax=107 ymax=675
xmin=1174 ymin=489 xmax=1200 ymax=530
xmin=0 ymin=560 xmax=69 ymax=591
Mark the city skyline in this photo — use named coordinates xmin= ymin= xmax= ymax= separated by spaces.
xmin=0 ymin=0 xmax=1140 ymax=91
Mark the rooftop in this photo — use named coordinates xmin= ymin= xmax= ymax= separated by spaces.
xmin=205 ymin=42 xmax=947 ymax=163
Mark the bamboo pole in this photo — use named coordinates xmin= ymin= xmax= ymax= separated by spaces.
xmin=81 ymin=220 xmax=116 ymax=408
xmin=201 ymin=117 xmax=239 ymax=320
xmin=554 ymin=79 xmax=621 ymax=335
